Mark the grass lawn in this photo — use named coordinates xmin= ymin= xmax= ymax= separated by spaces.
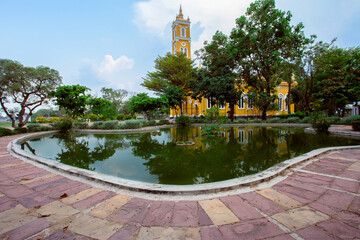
xmin=0 ymin=122 xmax=12 ymax=128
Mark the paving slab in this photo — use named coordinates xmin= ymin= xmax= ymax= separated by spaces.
xmin=137 ymin=227 xmax=200 ymax=240
xmin=90 ymin=194 xmax=132 ymax=219
xmin=69 ymin=214 xmax=122 ymax=240
xmin=256 ymin=188 xmax=302 ymax=210
xmin=61 ymin=187 xmax=103 ymax=205
xmin=36 ymin=200 xmax=80 ymax=222
xmin=271 ymin=206 xmax=330 ymax=231
xmin=198 ymin=199 xmax=239 ymax=226
xmin=316 ymin=219 xmax=360 ymax=239
xmin=0 ymin=204 xmax=37 ymax=235
xmin=219 ymin=218 xmax=285 ymax=239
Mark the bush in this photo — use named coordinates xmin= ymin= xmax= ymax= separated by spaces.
xmin=236 ymin=118 xmax=248 ymax=123
xmin=352 ymin=120 xmax=360 ymax=131
xmin=27 ymin=123 xmax=41 ymax=132
xmin=158 ymin=119 xmax=169 ymax=125
xmin=0 ymin=127 xmax=12 ymax=136
xmin=344 ymin=115 xmax=360 ymax=125
xmin=300 ymin=116 xmax=311 ymax=123
xmin=278 ymin=113 xmax=289 ymax=119
xmin=54 ymin=118 xmax=73 ymax=132
xmin=310 ymin=112 xmax=331 ymax=134
xmin=286 ymin=117 xmax=300 ymax=123
xmin=74 ymin=122 xmax=88 ymax=129
xmin=124 ymin=115 xmax=133 ymax=120
xmin=292 ymin=112 xmax=306 ymax=119
xmin=90 ymin=121 xmax=104 ymax=129
xmin=148 ymin=120 xmax=157 ymax=126
xmin=252 ymin=119 xmax=263 ymax=123
xmin=39 ymin=126 xmax=53 ymax=131
xmin=124 ymin=119 xmax=145 ymax=129
xmin=102 ymin=120 xmax=119 ymax=129
xmin=175 ymin=115 xmax=192 ymax=126
xmin=116 ymin=124 xmax=126 ymax=129
xmin=13 ymin=127 xmax=28 ymax=134
xmin=267 ymin=117 xmax=281 ymax=123
xmin=326 ymin=116 xmax=341 ymax=124
xmin=117 ymin=114 xmax=125 ymax=121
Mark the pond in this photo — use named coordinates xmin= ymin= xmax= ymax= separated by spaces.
xmin=21 ymin=126 xmax=360 ymax=185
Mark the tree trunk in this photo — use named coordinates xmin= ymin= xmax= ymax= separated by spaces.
xmin=228 ymin=103 xmax=235 ymax=122
xmin=261 ymin=108 xmax=267 ymax=120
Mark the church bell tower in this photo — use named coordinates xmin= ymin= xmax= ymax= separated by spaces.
xmin=172 ymin=5 xmax=191 ymax=58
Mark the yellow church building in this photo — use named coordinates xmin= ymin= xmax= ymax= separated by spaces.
xmin=170 ymin=7 xmax=295 ymax=119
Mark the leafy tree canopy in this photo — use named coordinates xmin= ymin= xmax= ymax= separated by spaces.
xmin=89 ymin=97 xmax=116 ymax=120
xmin=129 ymin=93 xmax=168 ymax=120
xmin=229 ymin=0 xmax=309 ymax=119
xmin=141 ymin=52 xmax=195 ymax=95
xmin=0 ymin=59 xmax=62 ymax=127
xmin=100 ymin=87 xmax=128 ymax=114
xmin=190 ymin=31 xmax=241 ymax=121
xmin=52 ymin=85 xmax=89 ymax=119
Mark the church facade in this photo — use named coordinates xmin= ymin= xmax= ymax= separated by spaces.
xmin=170 ymin=7 xmax=295 ymax=119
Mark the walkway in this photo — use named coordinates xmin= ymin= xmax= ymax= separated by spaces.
xmin=0 ymin=134 xmax=359 ymax=240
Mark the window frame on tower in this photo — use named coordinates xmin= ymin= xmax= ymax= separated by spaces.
xmin=181 ymin=27 xmax=186 ymax=37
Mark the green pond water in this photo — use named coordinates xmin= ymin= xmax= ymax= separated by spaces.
xmin=21 ymin=126 xmax=360 ymax=185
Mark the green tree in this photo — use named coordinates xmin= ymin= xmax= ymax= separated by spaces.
xmin=229 ymin=0 xmax=309 ymax=120
xmin=52 ymin=85 xmax=89 ymax=119
xmin=163 ymin=85 xmax=186 ymax=115
xmin=0 ymin=59 xmax=62 ymax=127
xmin=292 ymin=39 xmax=333 ymax=113
xmin=190 ymin=31 xmax=241 ymax=122
xmin=129 ymin=93 xmax=168 ymax=120
xmin=100 ymin=87 xmax=128 ymax=114
xmin=314 ymin=47 xmax=360 ymax=116
xmin=89 ymin=97 xmax=117 ymax=120
xmin=345 ymin=47 xmax=360 ymax=107
xmin=141 ymin=52 xmax=195 ymax=95
xmin=315 ymin=47 xmax=350 ymax=116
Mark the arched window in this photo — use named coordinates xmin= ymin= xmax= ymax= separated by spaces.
xmin=278 ymin=93 xmax=284 ymax=111
xmin=284 ymin=94 xmax=288 ymax=111
xmin=180 ymin=47 xmax=188 ymax=57
xmin=238 ymin=97 xmax=245 ymax=109
xmin=181 ymin=27 xmax=186 ymax=37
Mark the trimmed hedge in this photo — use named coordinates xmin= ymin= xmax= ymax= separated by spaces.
xmin=158 ymin=119 xmax=170 ymax=125
xmin=267 ymin=117 xmax=281 ymax=123
xmin=124 ymin=119 xmax=146 ymax=129
xmin=102 ymin=120 xmax=119 ymax=129
xmin=74 ymin=122 xmax=88 ymax=129
xmin=0 ymin=127 xmax=12 ymax=137
xmin=345 ymin=115 xmax=360 ymax=125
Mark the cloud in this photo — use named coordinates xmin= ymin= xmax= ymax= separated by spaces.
xmin=133 ymin=0 xmax=253 ymax=53
xmin=77 ymin=55 xmax=140 ymax=93
xmin=98 ymin=55 xmax=134 ymax=74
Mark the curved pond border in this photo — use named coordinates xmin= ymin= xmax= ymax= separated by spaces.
xmin=8 ymin=124 xmax=360 ymax=196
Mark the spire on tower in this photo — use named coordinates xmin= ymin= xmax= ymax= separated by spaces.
xmin=176 ymin=4 xmax=184 ymax=20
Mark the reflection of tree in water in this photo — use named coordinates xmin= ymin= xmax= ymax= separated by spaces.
xmin=131 ymin=128 xmax=247 ymax=184
xmin=55 ymin=133 xmax=126 ymax=170
xmin=240 ymin=127 xmax=281 ymax=175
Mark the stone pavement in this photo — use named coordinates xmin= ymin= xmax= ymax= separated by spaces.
xmin=0 ymin=134 xmax=359 ymax=240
